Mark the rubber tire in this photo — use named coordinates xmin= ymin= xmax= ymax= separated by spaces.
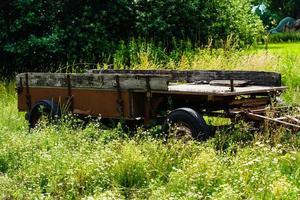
xmin=28 ymin=100 xmax=61 ymax=128
xmin=163 ymin=107 xmax=210 ymax=141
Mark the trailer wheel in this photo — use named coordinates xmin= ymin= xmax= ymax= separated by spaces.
xmin=163 ymin=108 xmax=210 ymax=141
xmin=28 ymin=100 xmax=61 ymax=128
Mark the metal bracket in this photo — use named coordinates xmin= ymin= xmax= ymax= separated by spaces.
xmin=115 ymin=75 xmax=124 ymax=117
xmin=16 ymin=77 xmax=23 ymax=94
xmin=144 ymin=76 xmax=153 ymax=123
xmin=146 ymin=76 xmax=152 ymax=99
xmin=230 ymin=79 xmax=235 ymax=92
xmin=66 ymin=74 xmax=73 ymax=111
xmin=25 ymin=73 xmax=31 ymax=111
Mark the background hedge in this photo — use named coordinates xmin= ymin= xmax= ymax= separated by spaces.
xmin=0 ymin=0 xmax=263 ymax=78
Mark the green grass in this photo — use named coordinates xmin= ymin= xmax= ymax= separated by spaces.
xmin=249 ymin=42 xmax=300 ymax=103
xmin=267 ymin=32 xmax=300 ymax=43
xmin=1 ymin=42 xmax=300 ymax=199
xmin=256 ymin=42 xmax=300 ymax=55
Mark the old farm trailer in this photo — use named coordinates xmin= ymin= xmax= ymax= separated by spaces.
xmin=16 ymin=70 xmax=300 ymax=139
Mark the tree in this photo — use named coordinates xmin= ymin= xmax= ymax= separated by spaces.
xmin=0 ymin=0 xmax=263 ymax=78
xmin=268 ymin=0 xmax=300 ymax=19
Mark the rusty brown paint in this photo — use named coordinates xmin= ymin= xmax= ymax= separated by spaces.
xmin=18 ymin=87 xmax=132 ymax=119
xmin=228 ymin=97 xmax=271 ymax=108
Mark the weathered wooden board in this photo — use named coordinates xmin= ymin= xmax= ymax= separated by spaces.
xmin=167 ymin=83 xmax=287 ymax=96
xmin=16 ymin=73 xmax=170 ymax=90
xmin=87 ymin=69 xmax=282 ymax=86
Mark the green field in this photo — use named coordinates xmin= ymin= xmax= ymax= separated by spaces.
xmin=256 ymin=42 xmax=300 ymax=55
xmin=1 ymin=43 xmax=300 ymax=199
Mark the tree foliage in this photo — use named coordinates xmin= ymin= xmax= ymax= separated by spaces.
xmin=253 ymin=0 xmax=300 ymax=29
xmin=268 ymin=0 xmax=300 ymax=19
xmin=0 ymin=0 xmax=263 ymax=77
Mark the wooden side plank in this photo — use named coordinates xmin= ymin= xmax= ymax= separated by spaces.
xmin=16 ymin=73 xmax=170 ymax=90
xmin=166 ymin=84 xmax=286 ymax=96
xmin=87 ymin=69 xmax=281 ymax=86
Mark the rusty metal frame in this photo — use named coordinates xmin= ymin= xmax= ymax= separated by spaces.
xmin=243 ymin=107 xmax=300 ymax=131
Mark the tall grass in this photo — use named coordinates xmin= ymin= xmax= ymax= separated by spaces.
xmin=1 ymin=42 xmax=300 ymax=198
xmin=1 ymin=112 xmax=300 ymax=198
xmin=268 ymin=32 xmax=300 ymax=43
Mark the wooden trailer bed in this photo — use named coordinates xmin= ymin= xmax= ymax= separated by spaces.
xmin=16 ymin=70 xmax=300 ymax=136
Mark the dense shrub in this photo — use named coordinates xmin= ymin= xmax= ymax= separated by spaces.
xmin=0 ymin=0 xmax=263 ymax=78
xmin=134 ymin=0 xmax=263 ymax=47
xmin=0 ymin=1 xmax=134 ymax=77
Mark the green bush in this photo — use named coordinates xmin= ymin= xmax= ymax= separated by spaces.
xmin=0 ymin=0 xmax=263 ymax=78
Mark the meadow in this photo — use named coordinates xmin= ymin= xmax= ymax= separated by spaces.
xmin=1 ymin=42 xmax=300 ymax=199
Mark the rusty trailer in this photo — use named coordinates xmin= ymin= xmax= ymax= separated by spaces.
xmin=16 ymin=70 xmax=299 ymax=139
